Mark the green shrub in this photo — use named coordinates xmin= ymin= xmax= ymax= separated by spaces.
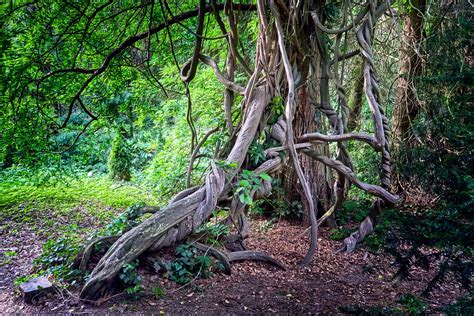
xmin=195 ymin=221 xmax=229 ymax=245
xmin=399 ymin=294 xmax=428 ymax=314
xmin=364 ymin=206 xmax=473 ymax=294
xmin=108 ymin=131 xmax=132 ymax=181
xmin=444 ymin=293 xmax=474 ymax=315
xmin=235 ymin=170 xmax=271 ymax=205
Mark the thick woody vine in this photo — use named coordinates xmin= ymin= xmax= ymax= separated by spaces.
xmin=30 ymin=0 xmax=400 ymax=303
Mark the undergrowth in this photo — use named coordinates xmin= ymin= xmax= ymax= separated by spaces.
xmin=364 ymin=204 xmax=473 ymax=296
xmin=1 ymin=167 xmax=160 ymax=291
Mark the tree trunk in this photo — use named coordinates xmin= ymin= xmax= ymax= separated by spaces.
xmin=79 ymin=0 xmax=398 ymax=301
xmin=279 ymin=0 xmax=333 ymax=226
xmin=347 ymin=59 xmax=364 ymax=132
xmin=282 ymin=84 xmax=333 ymax=226
xmin=392 ymin=0 xmax=426 ymax=147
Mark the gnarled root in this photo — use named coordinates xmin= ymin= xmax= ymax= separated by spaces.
xmin=74 ymin=235 xmax=121 ymax=273
xmin=228 ymin=250 xmax=286 ymax=270
xmin=79 ymin=89 xmax=268 ymax=302
xmin=192 ymin=241 xmax=286 ymax=273
xmin=338 ymin=216 xmax=374 ymax=254
xmin=224 ymin=234 xmax=247 ymax=252
xmin=192 ymin=242 xmax=231 ymax=275
xmin=338 ymin=199 xmax=383 ymax=253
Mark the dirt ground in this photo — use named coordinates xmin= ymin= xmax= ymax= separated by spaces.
xmin=0 ymin=217 xmax=467 ymax=314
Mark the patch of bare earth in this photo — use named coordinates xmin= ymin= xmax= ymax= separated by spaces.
xmin=0 ymin=218 xmax=467 ymax=314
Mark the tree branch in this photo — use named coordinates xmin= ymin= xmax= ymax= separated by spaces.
xmin=198 ymin=54 xmax=245 ymax=94
xmin=43 ymin=2 xmax=256 ymax=128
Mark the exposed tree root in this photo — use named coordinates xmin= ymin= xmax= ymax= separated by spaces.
xmin=192 ymin=242 xmax=231 ymax=275
xmin=75 ymin=235 xmax=121 ymax=273
xmin=228 ymin=250 xmax=286 ymax=270
xmin=338 ymin=216 xmax=374 ymax=254
xmin=79 ymin=88 xmax=269 ymax=301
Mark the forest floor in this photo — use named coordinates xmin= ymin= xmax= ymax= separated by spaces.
xmin=0 ymin=202 xmax=468 ymax=314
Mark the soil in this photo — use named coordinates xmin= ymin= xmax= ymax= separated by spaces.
xmin=0 ymin=216 xmax=467 ymax=314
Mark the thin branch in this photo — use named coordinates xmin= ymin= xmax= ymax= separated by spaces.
xmin=329 ymin=49 xmax=361 ymax=66
xmin=298 ymin=132 xmax=382 ymax=150
xmin=302 ymin=149 xmax=399 ymax=205
xmin=198 ymin=54 xmax=245 ymax=94
xmin=311 ymin=5 xmax=369 ymax=34
xmin=186 ymin=127 xmax=219 ymax=188
xmin=179 ymin=0 xmax=206 ymax=83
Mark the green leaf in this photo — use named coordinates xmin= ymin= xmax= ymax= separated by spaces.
xmin=241 ymin=193 xmax=253 ymax=205
xmin=239 ymin=179 xmax=250 ymax=187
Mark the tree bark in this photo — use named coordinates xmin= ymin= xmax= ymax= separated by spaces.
xmin=282 ymin=84 xmax=333 ymax=226
xmin=347 ymin=59 xmax=364 ymax=132
xmin=392 ymin=0 xmax=426 ymax=148
xmin=279 ymin=0 xmax=333 ymax=225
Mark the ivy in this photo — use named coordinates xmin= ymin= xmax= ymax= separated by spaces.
xmin=235 ymin=170 xmax=271 ymax=205
xmin=119 ymin=260 xmax=142 ymax=295
xmin=164 ymin=244 xmax=213 ymax=285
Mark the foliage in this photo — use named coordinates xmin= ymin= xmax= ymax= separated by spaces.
xmin=268 ymin=96 xmax=284 ymax=125
xmin=334 ymin=199 xmax=371 ymax=226
xmin=248 ymin=141 xmax=266 ymax=167
xmin=399 ymin=294 xmax=428 ymax=314
xmin=151 ymin=286 xmax=166 ymax=299
xmin=33 ymin=226 xmax=82 ymax=283
xmin=165 ymin=244 xmax=213 ymax=285
xmin=195 ymin=221 xmax=229 ymax=245
xmin=444 ymin=293 xmax=474 ymax=315
xmin=347 ymin=142 xmax=380 ymax=186
xmin=329 ymin=227 xmax=353 ymax=241
xmin=102 ymin=203 xmax=145 ymax=236
xmin=249 ymin=178 xmax=303 ymax=220
xmin=108 ymin=131 xmax=133 ymax=181
xmin=119 ymin=260 xmax=142 ymax=295
xmin=235 ymin=170 xmax=271 ymax=205
xmin=215 ymin=160 xmax=238 ymax=171
xmin=0 ymin=167 xmax=156 ymax=216
xmin=364 ymin=206 xmax=473 ymax=295
xmin=1 ymin=170 xmax=156 ymax=288
xmin=364 ymin=3 xmax=474 ymax=298
xmin=393 ymin=1 xmax=473 ymax=205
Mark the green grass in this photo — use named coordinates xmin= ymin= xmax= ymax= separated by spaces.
xmin=0 ymin=177 xmax=157 ymax=209
xmin=0 ymin=168 xmax=161 ymax=229
xmin=0 ymin=168 xmax=164 ymax=284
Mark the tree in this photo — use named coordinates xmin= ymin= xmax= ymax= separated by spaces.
xmin=2 ymin=0 xmax=399 ymax=302
xmin=392 ymin=0 xmax=426 ymax=148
